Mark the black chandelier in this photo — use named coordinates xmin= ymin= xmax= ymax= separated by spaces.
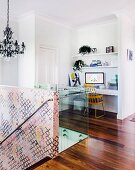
xmin=0 ymin=0 xmax=25 ymax=58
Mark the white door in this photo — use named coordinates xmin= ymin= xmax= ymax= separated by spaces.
xmin=36 ymin=46 xmax=58 ymax=85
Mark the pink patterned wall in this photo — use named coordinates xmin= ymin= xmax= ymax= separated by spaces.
xmin=0 ymin=86 xmax=59 ymax=170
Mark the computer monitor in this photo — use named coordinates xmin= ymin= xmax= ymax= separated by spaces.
xmin=85 ymin=72 xmax=104 ymax=84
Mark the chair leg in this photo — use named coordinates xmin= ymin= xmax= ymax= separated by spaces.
xmin=95 ymin=103 xmax=105 ymax=119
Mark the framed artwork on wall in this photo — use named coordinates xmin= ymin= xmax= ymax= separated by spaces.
xmin=69 ymin=72 xmax=81 ymax=87
xmin=127 ymin=49 xmax=134 ymax=61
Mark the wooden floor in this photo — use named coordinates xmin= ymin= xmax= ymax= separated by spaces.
xmin=35 ymin=111 xmax=135 ymax=170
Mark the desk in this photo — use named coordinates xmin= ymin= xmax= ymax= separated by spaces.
xmin=59 ymin=86 xmax=118 ymax=114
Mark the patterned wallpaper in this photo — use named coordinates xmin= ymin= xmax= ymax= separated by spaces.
xmin=0 ymin=86 xmax=59 ymax=170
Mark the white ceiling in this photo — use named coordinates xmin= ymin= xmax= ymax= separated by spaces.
xmin=0 ymin=0 xmax=135 ymax=26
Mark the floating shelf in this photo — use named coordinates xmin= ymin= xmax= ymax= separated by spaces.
xmin=73 ymin=52 xmax=118 ymax=58
xmin=83 ymin=66 xmax=118 ymax=69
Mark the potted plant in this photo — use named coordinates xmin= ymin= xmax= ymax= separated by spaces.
xmin=73 ymin=60 xmax=86 ymax=72
xmin=79 ymin=45 xmax=91 ymax=55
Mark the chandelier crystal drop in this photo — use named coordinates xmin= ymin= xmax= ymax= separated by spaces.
xmin=0 ymin=0 xmax=25 ymax=58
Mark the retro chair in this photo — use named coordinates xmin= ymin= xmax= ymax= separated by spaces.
xmin=84 ymin=84 xmax=105 ymax=118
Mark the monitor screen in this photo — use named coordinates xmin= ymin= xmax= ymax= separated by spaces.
xmin=85 ymin=72 xmax=104 ymax=84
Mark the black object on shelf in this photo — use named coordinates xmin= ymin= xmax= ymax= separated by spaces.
xmin=79 ymin=45 xmax=91 ymax=55
xmin=91 ymin=48 xmax=97 ymax=53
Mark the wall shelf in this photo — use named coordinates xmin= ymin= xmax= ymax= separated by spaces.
xmin=73 ymin=52 xmax=118 ymax=58
xmin=83 ymin=66 xmax=118 ymax=69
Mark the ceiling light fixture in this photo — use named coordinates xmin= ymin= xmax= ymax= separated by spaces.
xmin=0 ymin=0 xmax=25 ymax=58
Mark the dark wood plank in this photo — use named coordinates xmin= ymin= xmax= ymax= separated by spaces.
xmin=35 ymin=112 xmax=135 ymax=170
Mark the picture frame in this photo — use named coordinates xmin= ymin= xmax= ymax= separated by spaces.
xmin=106 ymin=46 xmax=114 ymax=53
xmin=69 ymin=72 xmax=81 ymax=87
xmin=127 ymin=49 xmax=134 ymax=61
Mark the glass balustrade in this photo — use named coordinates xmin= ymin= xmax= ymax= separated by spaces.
xmin=35 ymin=83 xmax=89 ymax=153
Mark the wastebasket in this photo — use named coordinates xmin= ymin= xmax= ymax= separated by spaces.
xmin=73 ymin=98 xmax=85 ymax=111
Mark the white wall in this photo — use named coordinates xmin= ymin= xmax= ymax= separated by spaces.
xmin=1 ymin=58 xmax=18 ymax=86
xmin=35 ymin=16 xmax=77 ymax=85
xmin=117 ymin=14 xmax=135 ymax=119
xmin=18 ymin=14 xmax=76 ymax=87
xmin=77 ymin=20 xmax=118 ymax=53
xmin=18 ymin=14 xmax=36 ymax=88
xmin=0 ymin=18 xmax=18 ymax=86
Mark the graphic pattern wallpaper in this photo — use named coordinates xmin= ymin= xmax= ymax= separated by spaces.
xmin=0 ymin=86 xmax=59 ymax=170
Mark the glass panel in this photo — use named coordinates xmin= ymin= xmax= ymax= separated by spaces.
xmin=59 ymin=86 xmax=89 ymax=152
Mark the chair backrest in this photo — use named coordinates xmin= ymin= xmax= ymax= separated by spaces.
xmin=84 ymin=84 xmax=103 ymax=104
xmin=84 ymin=83 xmax=96 ymax=93
xmin=87 ymin=94 xmax=103 ymax=104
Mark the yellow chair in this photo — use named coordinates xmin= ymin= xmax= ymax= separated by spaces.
xmin=84 ymin=84 xmax=105 ymax=118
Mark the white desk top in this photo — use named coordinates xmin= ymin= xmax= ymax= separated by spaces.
xmin=96 ymin=89 xmax=118 ymax=96
xmin=59 ymin=86 xmax=118 ymax=96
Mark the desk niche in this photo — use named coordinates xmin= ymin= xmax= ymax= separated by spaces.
xmin=72 ymin=52 xmax=118 ymax=116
